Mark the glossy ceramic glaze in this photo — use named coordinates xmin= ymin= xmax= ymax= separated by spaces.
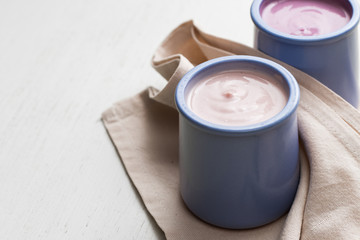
xmin=175 ymin=56 xmax=300 ymax=229
xmin=251 ymin=0 xmax=360 ymax=107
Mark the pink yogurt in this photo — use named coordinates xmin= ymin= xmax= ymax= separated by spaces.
xmin=187 ymin=70 xmax=288 ymax=126
xmin=260 ymin=0 xmax=351 ymax=36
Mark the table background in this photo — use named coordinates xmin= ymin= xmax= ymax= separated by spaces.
xmin=0 ymin=0 xmax=255 ymax=239
xmin=0 ymin=0 xmax=358 ymax=239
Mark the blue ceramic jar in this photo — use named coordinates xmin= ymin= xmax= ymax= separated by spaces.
xmin=251 ymin=0 xmax=360 ymax=107
xmin=175 ymin=56 xmax=300 ymax=229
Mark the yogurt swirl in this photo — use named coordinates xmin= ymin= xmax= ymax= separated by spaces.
xmin=187 ymin=70 xmax=288 ymax=126
xmin=261 ymin=0 xmax=351 ymax=36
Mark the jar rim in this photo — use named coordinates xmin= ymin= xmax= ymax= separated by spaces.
xmin=250 ymin=0 xmax=360 ymax=44
xmin=175 ymin=55 xmax=300 ymax=134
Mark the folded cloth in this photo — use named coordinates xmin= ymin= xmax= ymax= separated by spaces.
xmin=102 ymin=21 xmax=360 ymax=240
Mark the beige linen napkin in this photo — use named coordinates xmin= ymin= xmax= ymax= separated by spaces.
xmin=102 ymin=21 xmax=360 ymax=239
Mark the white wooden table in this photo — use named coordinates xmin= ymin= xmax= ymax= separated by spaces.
xmin=2 ymin=0 xmax=359 ymax=239
xmin=0 ymin=0 xmax=255 ymax=239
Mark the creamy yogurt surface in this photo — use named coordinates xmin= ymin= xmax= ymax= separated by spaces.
xmin=261 ymin=0 xmax=351 ymax=36
xmin=187 ymin=70 xmax=288 ymax=126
